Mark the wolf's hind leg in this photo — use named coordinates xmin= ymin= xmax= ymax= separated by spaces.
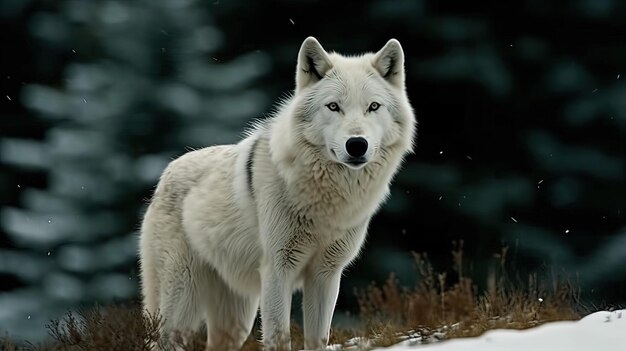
xmin=202 ymin=268 xmax=259 ymax=351
xmin=158 ymin=254 xmax=205 ymax=336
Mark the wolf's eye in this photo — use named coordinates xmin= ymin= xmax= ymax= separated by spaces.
xmin=327 ymin=102 xmax=340 ymax=112
xmin=368 ymin=102 xmax=381 ymax=112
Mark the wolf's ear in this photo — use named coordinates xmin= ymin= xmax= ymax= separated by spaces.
xmin=373 ymin=39 xmax=405 ymax=88
xmin=296 ymin=37 xmax=332 ymax=92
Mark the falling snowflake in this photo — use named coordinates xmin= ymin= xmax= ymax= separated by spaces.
xmin=439 ymin=151 xmax=443 ymax=155
xmin=565 ymin=229 xmax=570 ymax=234
xmin=6 ymin=95 xmax=11 ymax=101
xmin=538 ymin=298 xmax=544 ymax=303
xmin=511 ymin=217 xmax=518 ymax=223
xmin=289 ymin=18 xmax=295 ymax=25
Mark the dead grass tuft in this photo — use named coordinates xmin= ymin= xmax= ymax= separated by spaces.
xmin=45 ymin=304 xmax=162 ymax=351
xmin=356 ymin=244 xmax=581 ymax=347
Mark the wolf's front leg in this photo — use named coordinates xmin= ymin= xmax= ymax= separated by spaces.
xmin=302 ymin=269 xmax=342 ymax=350
xmin=260 ymin=263 xmax=293 ymax=350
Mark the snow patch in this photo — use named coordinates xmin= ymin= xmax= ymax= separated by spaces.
xmin=376 ymin=310 xmax=625 ymax=351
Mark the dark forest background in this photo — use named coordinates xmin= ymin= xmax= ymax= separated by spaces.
xmin=1 ymin=0 xmax=625 ymax=342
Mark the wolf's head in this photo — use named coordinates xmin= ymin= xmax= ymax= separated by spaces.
xmin=289 ymin=37 xmax=415 ymax=170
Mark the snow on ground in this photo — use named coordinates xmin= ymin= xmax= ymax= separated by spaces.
xmin=376 ymin=309 xmax=625 ymax=351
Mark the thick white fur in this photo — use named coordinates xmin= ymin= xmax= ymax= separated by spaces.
xmin=139 ymin=37 xmax=417 ymax=350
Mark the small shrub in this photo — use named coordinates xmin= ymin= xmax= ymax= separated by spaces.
xmin=356 ymin=244 xmax=581 ymax=347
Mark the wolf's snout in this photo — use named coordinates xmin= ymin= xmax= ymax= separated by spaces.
xmin=346 ymin=137 xmax=368 ymax=158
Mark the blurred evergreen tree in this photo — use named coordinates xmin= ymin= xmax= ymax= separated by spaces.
xmin=0 ymin=0 xmax=269 ymax=341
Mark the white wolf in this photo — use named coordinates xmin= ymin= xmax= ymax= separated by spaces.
xmin=139 ymin=37 xmax=416 ymax=350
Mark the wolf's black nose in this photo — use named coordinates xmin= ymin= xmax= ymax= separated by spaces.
xmin=346 ymin=137 xmax=368 ymax=158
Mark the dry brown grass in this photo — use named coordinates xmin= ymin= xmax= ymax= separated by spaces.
xmin=1 ymin=246 xmax=583 ymax=350
xmin=355 ymin=244 xmax=581 ymax=347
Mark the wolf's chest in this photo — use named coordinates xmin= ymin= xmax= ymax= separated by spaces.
xmin=290 ymin=169 xmax=384 ymax=231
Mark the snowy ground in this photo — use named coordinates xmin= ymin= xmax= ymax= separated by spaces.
xmin=374 ymin=309 xmax=625 ymax=351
